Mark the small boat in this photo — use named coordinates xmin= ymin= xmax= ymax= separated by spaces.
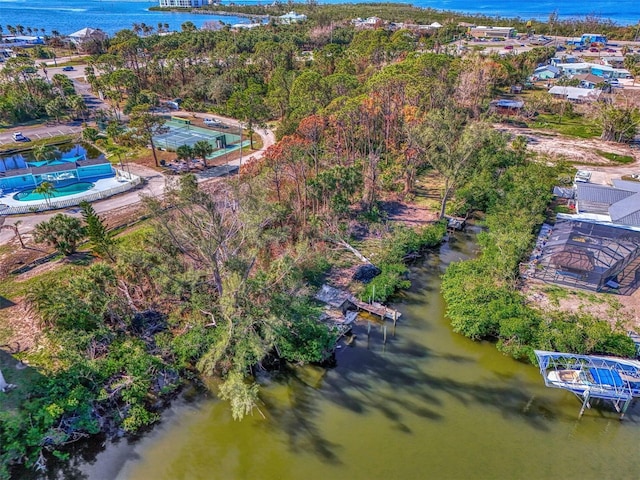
xmin=536 ymin=350 xmax=640 ymax=419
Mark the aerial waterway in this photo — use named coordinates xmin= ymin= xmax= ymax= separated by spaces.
xmin=57 ymin=227 xmax=640 ymax=480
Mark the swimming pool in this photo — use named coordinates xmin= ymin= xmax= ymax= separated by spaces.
xmin=13 ymin=182 xmax=94 ymax=201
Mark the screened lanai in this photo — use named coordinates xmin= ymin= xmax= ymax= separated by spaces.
xmin=531 ymin=220 xmax=640 ymax=294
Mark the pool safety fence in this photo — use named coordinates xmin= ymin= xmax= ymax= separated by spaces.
xmin=0 ymin=173 xmax=142 ymax=215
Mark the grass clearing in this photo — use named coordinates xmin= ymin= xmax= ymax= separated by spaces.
xmin=528 ymin=114 xmax=601 ymax=139
xmin=0 ymin=263 xmax=82 ymax=300
xmin=0 ymin=350 xmax=44 ymax=414
xmin=542 ymin=285 xmax=571 ymax=306
xmin=595 ymin=149 xmax=635 ymax=164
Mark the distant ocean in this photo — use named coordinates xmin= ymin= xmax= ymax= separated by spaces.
xmin=0 ymin=0 xmax=638 ymax=36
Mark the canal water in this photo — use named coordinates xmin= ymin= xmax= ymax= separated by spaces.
xmin=74 ymin=228 xmax=640 ymax=480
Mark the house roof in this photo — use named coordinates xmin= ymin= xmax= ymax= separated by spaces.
xmin=493 ymin=99 xmax=524 ymax=108
xmin=573 ymin=73 xmax=604 ymax=84
xmin=612 ymin=179 xmax=640 ymax=192
xmin=535 ymin=65 xmax=559 ymax=74
xmin=556 ymin=62 xmax=591 ymax=70
xmin=576 ymin=183 xmax=636 ymax=204
xmin=609 ymin=193 xmax=640 ymax=223
xmin=553 ymin=186 xmax=575 ymax=199
xmin=548 ymin=86 xmax=601 ymax=100
xmin=68 ymin=27 xmax=106 ymax=40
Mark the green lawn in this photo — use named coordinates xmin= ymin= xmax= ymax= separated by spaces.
xmin=595 ymin=149 xmax=635 ymax=164
xmin=0 ymin=350 xmax=44 ymax=414
xmin=528 ymin=114 xmax=601 ymax=139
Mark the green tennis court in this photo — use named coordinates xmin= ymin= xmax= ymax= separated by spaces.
xmin=153 ymin=120 xmax=246 ymax=158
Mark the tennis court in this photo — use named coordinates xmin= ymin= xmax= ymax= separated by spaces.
xmin=153 ymin=119 xmax=246 ymax=158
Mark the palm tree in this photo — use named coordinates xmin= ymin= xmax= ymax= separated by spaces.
xmin=193 ymin=140 xmax=214 ymax=167
xmin=176 ymin=144 xmax=194 ymax=163
xmin=67 ymin=94 xmax=87 ymax=121
xmin=34 ymin=181 xmax=56 ymax=207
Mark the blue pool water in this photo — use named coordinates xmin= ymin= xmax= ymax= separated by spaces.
xmin=13 ymin=182 xmax=94 ymax=201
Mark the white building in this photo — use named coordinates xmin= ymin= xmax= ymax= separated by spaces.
xmin=548 ymin=86 xmax=602 ymax=102
xmin=158 ymin=0 xmax=205 ymax=7
xmin=67 ymin=28 xmax=107 ymax=45
xmin=469 ymin=26 xmax=516 ymax=39
xmin=352 ymin=16 xmax=382 ymax=29
xmin=279 ymin=11 xmax=307 ymax=24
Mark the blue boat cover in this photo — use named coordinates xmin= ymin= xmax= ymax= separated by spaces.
xmin=589 ymin=368 xmax=624 ymax=387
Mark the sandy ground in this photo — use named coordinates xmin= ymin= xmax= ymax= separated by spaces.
xmin=524 ymin=279 xmax=640 ymax=332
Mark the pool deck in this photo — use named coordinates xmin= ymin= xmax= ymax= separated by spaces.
xmin=0 ymin=176 xmax=131 ymax=208
xmin=0 ymin=124 xmax=276 ymax=246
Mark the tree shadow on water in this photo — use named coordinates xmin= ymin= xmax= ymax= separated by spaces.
xmin=261 ymin=330 xmax=567 ymax=465
xmin=260 ymin=372 xmax=344 ymax=466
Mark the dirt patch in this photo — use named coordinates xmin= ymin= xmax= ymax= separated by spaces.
xmin=523 ymin=280 xmax=640 ymax=332
xmin=0 ymin=301 xmax=41 ymax=353
xmin=0 ymin=240 xmax=51 ymax=279
xmin=381 ymin=200 xmax=439 ymax=227
xmin=495 ymin=123 xmax=639 ymax=166
xmin=128 ymin=150 xmax=175 ymax=170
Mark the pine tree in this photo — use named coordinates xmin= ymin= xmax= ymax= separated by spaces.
xmin=80 ymin=201 xmax=115 ymax=261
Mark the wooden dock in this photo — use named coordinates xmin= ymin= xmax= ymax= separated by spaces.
xmin=315 ymin=284 xmax=402 ymax=323
xmin=347 ymin=296 xmax=401 ymax=322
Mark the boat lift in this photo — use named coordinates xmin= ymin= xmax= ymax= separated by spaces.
xmin=535 ymin=350 xmax=640 ymax=419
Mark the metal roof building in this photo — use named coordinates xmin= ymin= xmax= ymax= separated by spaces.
xmin=576 ymin=182 xmax=640 ymax=227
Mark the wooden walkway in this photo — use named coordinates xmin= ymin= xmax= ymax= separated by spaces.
xmin=348 ymin=296 xmax=401 ymax=322
xmin=314 ymin=284 xmax=402 ymax=323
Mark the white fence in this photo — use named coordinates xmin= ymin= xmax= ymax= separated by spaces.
xmin=0 ymin=176 xmax=142 ymax=216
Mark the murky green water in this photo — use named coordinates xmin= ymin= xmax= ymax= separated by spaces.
xmin=79 ymin=229 xmax=640 ymax=480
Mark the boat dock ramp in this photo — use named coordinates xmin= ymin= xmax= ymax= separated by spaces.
xmin=535 ymin=350 xmax=640 ymax=420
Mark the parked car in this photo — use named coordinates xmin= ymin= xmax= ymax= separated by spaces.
xmin=504 ymin=45 xmax=514 ymax=50
xmin=604 ymin=48 xmax=616 ymax=53
xmin=589 ymin=47 xmax=599 ymax=52
xmin=203 ymin=117 xmax=223 ymax=127
xmin=574 ymin=170 xmax=592 ymax=183
xmin=62 ymin=66 xmax=75 ymax=71
xmin=12 ymin=132 xmax=29 ymax=142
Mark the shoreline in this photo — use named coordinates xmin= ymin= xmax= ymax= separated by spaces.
xmin=148 ymin=2 xmax=640 ymax=27
xmin=149 ymin=6 xmax=270 ymax=20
